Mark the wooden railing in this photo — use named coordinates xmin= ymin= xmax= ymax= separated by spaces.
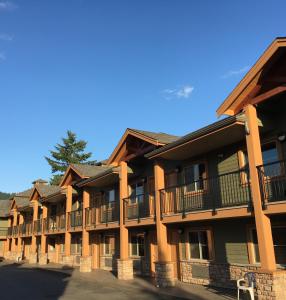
xmin=67 ymin=210 xmax=83 ymax=230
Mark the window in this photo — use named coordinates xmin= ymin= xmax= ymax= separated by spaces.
xmin=130 ymin=234 xmax=145 ymax=257
xmin=188 ymin=230 xmax=209 ymax=260
xmin=71 ymin=236 xmax=82 ymax=254
xmin=251 ymin=227 xmax=286 ymax=265
xmin=184 ymin=163 xmax=206 ymax=192
xmin=103 ymin=235 xmax=115 ymax=256
xmin=130 ymin=182 xmax=144 ymax=204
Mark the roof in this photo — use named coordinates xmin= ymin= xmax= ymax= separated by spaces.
xmin=217 ymin=37 xmax=286 ymax=116
xmin=71 ymin=163 xmax=112 ymax=177
xmin=0 ymin=199 xmax=11 ymax=217
xmin=14 ymin=197 xmax=30 ymax=209
xmin=33 ymin=185 xmax=61 ymax=198
xmin=32 ymin=178 xmax=48 ymax=185
xmin=15 ymin=188 xmax=33 ymax=198
xmin=145 ymin=114 xmax=245 ymax=159
xmin=128 ymin=129 xmax=179 ymax=144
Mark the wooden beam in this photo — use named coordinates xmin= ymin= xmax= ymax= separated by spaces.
xmin=248 ymin=85 xmax=286 ymax=106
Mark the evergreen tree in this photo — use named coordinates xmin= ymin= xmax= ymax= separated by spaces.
xmin=45 ymin=130 xmax=92 ymax=185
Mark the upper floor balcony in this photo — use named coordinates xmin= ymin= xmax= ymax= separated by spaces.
xmin=159 ymin=169 xmax=252 ymax=219
xmin=67 ymin=209 xmax=83 ymax=231
xmin=123 ymin=193 xmax=155 ymax=223
xmin=257 ymin=160 xmax=286 ymax=207
xmin=12 ymin=226 xmax=18 ymax=237
xmin=0 ymin=227 xmax=8 ymax=238
xmin=44 ymin=213 xmax=66 ymax=234
xmin=33 ymin=219 xmax=42 ymax=235
xmin=19 ymin=222 xmax=33 ymax=237
xmin=85 ymin=201 xmax=119 ymax=229
xmin=7 ymin=227 xmax=12 ymax=238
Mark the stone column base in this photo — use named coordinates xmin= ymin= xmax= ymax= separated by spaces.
xmin=28 ymin=253 xmax=38 ymax=264
xmin=255 ymin=269 xmax=286 ymax=300
xmin=39 ymin=253 xmax=48 ymax=265
xmin=62 ymin=255 xmax=74 ymax=267
xmin=155 ymin=262 xmax=175 ymax=288
xmin=117 ymin=259 xmax=133 ymax=280
xmin=80 ymin=256 xmax=92 ymax=273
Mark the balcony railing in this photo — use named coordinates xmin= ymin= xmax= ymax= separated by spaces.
xmin=257 ymin=160 xmax=286 ymax=206
xmin=33 ymin=219 xmax=42 ymax=235
xmin=99 ymin=201 xmax=119 ymax=224
xmin=44 ymin=213 xmax=66 ymax=233
xmin=7 ymin=227 xmax=12 ymax=237
xmin=160 ymin=169 xmax=251 ymax=217
xmin=85 ymin=207 xmax=96 ymax=228
xmin=68 ymin=210 xmax=83 ymax=230
xmin=123 ymin=193 xmax=155 ymax=221
xmin=19 ymin=222 xmax=33 ymax=237
xmin=0 ymin=227 xmax=8 ymax=237
xmin=12 ymin=226 xmax=18 ymax=237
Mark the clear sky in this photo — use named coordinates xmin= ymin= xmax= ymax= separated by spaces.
xmin=0 ymin=0 xmax=286 ymax=193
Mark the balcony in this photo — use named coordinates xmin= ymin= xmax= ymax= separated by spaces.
xmin=85 ymin=207 xmax=96 ymax=228
xmin=44 ymin=213 xmax=66 ymax=234
xmin=68 ymin=210 xmax=83 ymax=231
xmin=160 ymin=169 xmax=251 ymax=217
xmin=99 ymin=201 xmax=119 ymax=224
xmin=7 ymin=227 xmax=12 ymax=238
xmin=0 ymin=227 xmax=8 ymax=238
xmin=19 ymin=222 xmax=33 ymax=237
xmin=123 ymin=193 xmax=155 ymax=221
xmin=257 ymin=160 xmax=286 ymax=206
xmin=12 ymin=226 xmax=18 ymax=237
xmin=33 ymin=219 xmax=42 ymax=235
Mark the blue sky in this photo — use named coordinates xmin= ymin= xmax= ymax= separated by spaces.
xmin=0 ymin=0 xmax=286 ymax=192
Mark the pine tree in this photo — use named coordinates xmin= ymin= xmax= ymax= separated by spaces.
xmin=45 ymin=130 xmax=92 ymax=185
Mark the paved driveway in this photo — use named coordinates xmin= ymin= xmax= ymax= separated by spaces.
xmin=0 ymin=261 xmax=235 ymax=300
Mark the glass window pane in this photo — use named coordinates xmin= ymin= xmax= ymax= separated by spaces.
xmin=252 ymin=230 xmax=260 ymax=263
xmin=190 ymin=243 xmax=200 ymax=259
xmin=201 ymin=245 xmax=209 ymax=260
xmin=262 ymin=143 xmax=278 ymax=164
xmin=199 ymin=231 xmax=208 ymax=245
xmin=189 ymin=232 xmax=199 ymax=244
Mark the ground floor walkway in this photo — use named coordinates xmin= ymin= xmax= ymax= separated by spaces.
xmin=0 ymin=260 xmax=236 ymax=300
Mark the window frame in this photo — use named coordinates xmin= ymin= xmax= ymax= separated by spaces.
xmin=103 ymin=234 xmax=115 ymax=256
xmin=183 ymin=161 xmax=207 ymax=194
xmin=185 ymin=227 xmax=214 ymax=261
xmin=129 ymin=233 xmax=145 ymax=258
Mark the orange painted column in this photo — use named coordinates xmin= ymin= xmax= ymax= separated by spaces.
xmin=154 ymin=160 xmax=171 ymax=262
xmin=65 ymin=185 xmax=72 ymax=256
xmin=11 ymin=209 xmax=18 ymax=253
xmin=82 ymin=189 xmax=90 ymax=257
xmin=119 ymin=161 xmax=129 ymax=260
xmin=31 ymin=200 xmax=39 ymax=253
xmin=17 ymin=214 xmax=24 ymax=254
xmin=245 ymin=104 xmax=276 ymax=271
xmin=41 ymin=204 xmax=48 ymax=254
xmin=5 ymin=217 xmax=12 ymax=253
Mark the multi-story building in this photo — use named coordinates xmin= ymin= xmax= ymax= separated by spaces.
xmin=3 ymin=37 xmax=286 ymax=299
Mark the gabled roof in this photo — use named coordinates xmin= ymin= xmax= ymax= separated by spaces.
xmin=146 ymin=114 xmax=246 ymax=159
xmin=0 ymin=199 xmax=12 ymax=217
xmin=217 ymin=37 xmax=286 ymax=116
xmin=14 ymin=197 xmax=30 ymax=209
xmin=60 ymin=163 xmax=113 ymax=187
xmin=107 ymin=128 xmax=179 ymax=164
xmin=31 ymin=184 xmax=61 ymax=199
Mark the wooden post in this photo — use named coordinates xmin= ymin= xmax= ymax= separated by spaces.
xmin=31 ymin=200 xmax=39 ymax=253
xmin=17 ymin=214 xmax=24 ymax=254
xmin=245 ymin=104 xmax=276 ymax=271
xmin=82 ymin=189 xmax=90 ymax=257
xmin=65 ymin=185 xmax=72 ymax=256
xmin=119 ymin=161 xmax=129 ymax=259
xmin=41 ymin=204 xmax=48 ymax=254
xmin=154 ymin=160 xmax=170 ymax=262
xmin=11 ymin=209 xmax=18 ymax=253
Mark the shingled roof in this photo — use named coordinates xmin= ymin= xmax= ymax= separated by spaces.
xmin=128 ymin=128 xmax=179 ymax=144
xmin=34 ymin=185 xmax=61 ymax=198
xmin=71 ymin=163 xmax=112 ymax=178
xmin=0 ymin=199 xmax=11 ymax=217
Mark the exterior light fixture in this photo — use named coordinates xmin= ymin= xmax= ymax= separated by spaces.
xmin=278 ymin=133 xmax=286 ymax=142
xmin=177 ymin=228 xmax=184 ymax=235
xmin=175 ymin=166 xmax=181 ymax=173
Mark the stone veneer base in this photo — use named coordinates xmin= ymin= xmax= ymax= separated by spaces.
xmin=38 ymin=253 xmax=48 ymax=265
xmin=62 ymin=255 xmax=74 ymax=267
xmin=155 ymin=262 xmax=175 ymax=288
xmin=117 ymin=259 xmax=134 ymax=280
xmin=80 ymin=256 xmax=92 ymax=273
xmin=28 ymin=253 xmax=38 ymax=264
xmin=180 ymin=260 xmax=286 ymax=300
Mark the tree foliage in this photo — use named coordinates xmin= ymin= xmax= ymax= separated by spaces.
xmin=45 ymin=130 xmax=92 ymax=185
xmin=0 ymin=191 xmax=13 ymax=200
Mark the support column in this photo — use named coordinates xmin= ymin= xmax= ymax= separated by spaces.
xmin=154 ymin=160 xmax=175 ymax=287
xmin=39 ymin=204 xmax=48 ymax=265
xmin=80 ymin=188 xmax=92 ymax=272
xmin=117 ymin=161 xmax=133 ymax=280
xmin=29 ymin=200 xmax=39 ymax=264
xmin=16 ymin=214 xmax=24 ymax=261
xmin=5 ymin=217 xmax=12 ymax=259
xmin=63 ymin=185 xmax=73 ymax=266
xmin=11 ymin=209 xmax=18 ymax=258
xmin=245 ymin=104 xmax=276 ymax=271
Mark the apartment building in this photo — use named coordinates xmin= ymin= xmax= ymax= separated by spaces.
xmin=2 ymin=37 xmax=286 ymax=299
